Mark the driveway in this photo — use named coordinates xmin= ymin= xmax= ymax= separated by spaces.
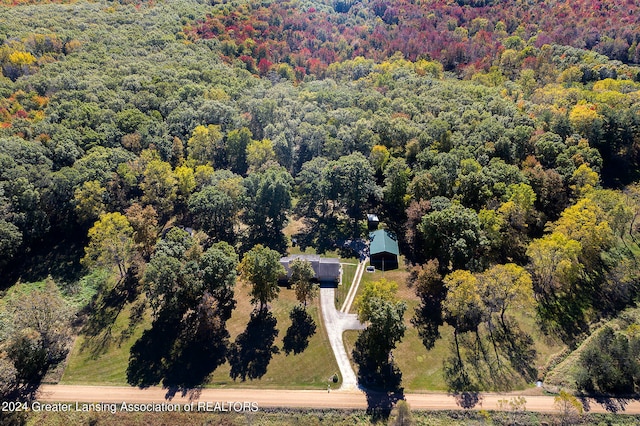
xmin=319 ymin=287 xmax=365 ymax=390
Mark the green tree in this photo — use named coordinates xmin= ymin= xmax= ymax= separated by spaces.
xmin=0 ymin=219 xmax=22 ymax=265
xmin=352 ymin=298 xmax=406 ymax=389
xmin=408 ymin=171 xmax=437 ymax=202
xmin=419 ymin=202 xmax=489 ymax=272
xmin=199 ymin=241 xmax=239 ymax=321
xmin=325 ymin=152 xmax=381 ymax=237
xmin=238 ymin=244 xmax=285 ymax=312
xmin=455 ymin=158 xmax=491 ymax=210
xmin=383 ymin=157 xmax=412 ymax=228
xmin=575 ymin=326 xmax=640 ymax=395
xmin=289 ymin=259 xmax=317 ymax=307
xmin=144 ymin=230 xmax=238 ymax=318
xmin=243 ymin=166 xmax=293 ymax=252
xmin=226 ymin=127 xmax=252 ymax=175
xmin=410 ymin=259 xmax=444 ymax=350
xmin=133 ymin=232 xmax=237 ymax=388
xmin=82 ymin=212 xmax=135 ymax=278
xmin=295 ymin=157 xmax=331 ymax=220
xmin=189 ymin=186 xmax=237 ymax=243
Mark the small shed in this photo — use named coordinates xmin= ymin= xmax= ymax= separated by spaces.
xmin=279 ymin=254 xmax=341 ymax=286
xmin=369 ymin=229 xmax=399 ymax=270
xmin=367 ymin=214 xmax=380 ymax=231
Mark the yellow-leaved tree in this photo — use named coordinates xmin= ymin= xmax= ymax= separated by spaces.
xmin=82 ymin=212 xmax=135 ymax=279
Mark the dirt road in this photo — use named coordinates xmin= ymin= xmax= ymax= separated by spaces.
xmin=36 ymin=385 xmax=640 ymax=415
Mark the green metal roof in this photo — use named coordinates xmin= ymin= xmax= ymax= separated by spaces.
xmin=369 ymin=229 xmax=399 ymax=256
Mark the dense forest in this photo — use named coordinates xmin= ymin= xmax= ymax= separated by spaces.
xmin=1 ymin=0 xmax=640 ymax=411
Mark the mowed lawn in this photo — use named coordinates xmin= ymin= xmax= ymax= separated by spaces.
xmin=343 ymin=259 xmax=566 ymax=392
xmin=62 ymin=281 xmax=339 ymax=389
xmin=62 ymin=300 xmax=150 ymax=385
xmin=206 ymin=283 xmax=340 ymax=389
xmin=335 ymin=263 xmax=357 ymax=310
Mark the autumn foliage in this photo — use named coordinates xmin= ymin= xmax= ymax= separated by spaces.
xmin=186 ymin=0 xmax=640 ymax=78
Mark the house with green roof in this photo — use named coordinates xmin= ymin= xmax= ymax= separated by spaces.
xmin=369 ymin=229 xmax=399 ymax=270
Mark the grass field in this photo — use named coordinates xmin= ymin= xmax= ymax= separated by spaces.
xmin=58 ymin=225 xmax=566 ymax=393
xmin=206 ymin=283 xmax=340 ymax=389
xmin=62 ymin=300 xmax=150 ymax=385
xmin=343 ymin=260 xmax=566 ymax=393
xmin=53 ymin=252 xmax=566 ymax=394
xmin=62 ymin=279 xmax=340 ymax=389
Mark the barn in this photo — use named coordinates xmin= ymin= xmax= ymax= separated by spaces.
xmin=369 ymin=229 xmax=399 ymax=270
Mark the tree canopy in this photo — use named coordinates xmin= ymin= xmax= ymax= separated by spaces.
xmin=238 ymin=244 xmax=285 ymax=312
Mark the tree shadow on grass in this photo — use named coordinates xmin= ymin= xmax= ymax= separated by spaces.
xmin=162 ymin=324 xmax=229 ymax=393
xmin=444 ymin=355 xmax=483 ymax=410
xmin=442 ymin=325 xmax=537 ymax=394
xmin=81 ymin=284 xmax=127 ymax=337
xmin=79 ymin=272 xmax=141 ymax=358
xmin=282 ymin=306 xmax=316 ymax=355
xmin=127 ymin=312 xmax=181 ymax=389
xmin=227 ymin=310 xmax=279 ymax=381
xmin=127 ymin=306 xmax=230 ymax=392
xmin=495 ymin=319 xmax=538 ymax=382
xmin=537 ymin=292 xmax=590 ymax=348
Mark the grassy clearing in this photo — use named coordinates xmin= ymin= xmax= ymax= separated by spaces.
xmin=62 ymin=299 xmax=150 ymax=385
xmin=335 ymin=263 xmax=357 ymax=310
xmin=61 ymin=271 xmax=149 ymax=385
xmin=60 ymin=248 xmax=565 ymax=393
xmin=62 ymin=278 xmax=340 ymax=389
xmin=344 ymin=261 xmax=567 ymax=393
xmin=206 ymin=284 xmax=340 ymax=389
